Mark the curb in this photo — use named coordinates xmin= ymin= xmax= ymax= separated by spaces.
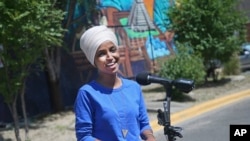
xmin=150 ymin=89 xmax=250 ymax=132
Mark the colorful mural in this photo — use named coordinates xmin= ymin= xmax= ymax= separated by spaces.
xmin=65 ymin=0 xmax=176 ymax=82
xmin=0 ymin=0 xmax=177 ymax=122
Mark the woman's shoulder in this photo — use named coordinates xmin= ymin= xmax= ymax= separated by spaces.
xmin=77 ymin=81 xmax=103 ymax=99
xmin=121 ymin=77 xmax=140 ymax=88
xmin=78 ymin=80 xmax=97 ymax=92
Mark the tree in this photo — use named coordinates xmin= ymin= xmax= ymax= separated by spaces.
xmin=47 ymin=0 xmax=98 ymax=112
xmin=168 ymin=0 xmax=248 ymax=73
xmin=0 ymin=0 xmax=65 ymax=140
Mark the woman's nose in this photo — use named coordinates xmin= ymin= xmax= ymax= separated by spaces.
xmin=106 ymin=51 xmax=113 ymax=59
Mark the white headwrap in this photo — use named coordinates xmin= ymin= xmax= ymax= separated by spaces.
xmin=80 ymin=25 xmax=118 ymax=66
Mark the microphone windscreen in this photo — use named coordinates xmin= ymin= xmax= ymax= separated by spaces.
xmin=135 ymin=72 xmax=151 ymax=85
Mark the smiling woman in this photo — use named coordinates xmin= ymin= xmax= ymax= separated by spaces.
xmin=75 ymin=25 xmax=156 ymax=141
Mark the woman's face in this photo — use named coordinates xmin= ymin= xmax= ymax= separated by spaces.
xmin=94 ymin=41 xmax=120 ymax=75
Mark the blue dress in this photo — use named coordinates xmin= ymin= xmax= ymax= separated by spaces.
xmin=74 ymin=78 xmax=151 ymax=141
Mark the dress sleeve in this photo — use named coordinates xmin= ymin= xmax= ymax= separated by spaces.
xmin=138 ymin=86 xmax=152 ymax=133
xmin=74 ymin=89 xmax=96 ymax=141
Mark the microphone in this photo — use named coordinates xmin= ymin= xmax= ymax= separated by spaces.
xmin=135 ymin=72 xmax=172 ymax=86
xmin=135 ymin=72 xmax=195 ymax=93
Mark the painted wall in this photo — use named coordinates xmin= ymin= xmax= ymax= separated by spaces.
xmin=0 ymin=0 xmax=176 ymax=123
xmin=64 ymin=0 xmax=176 ymax=82
xmin=1 ymin=0 xmax=249 ymax=123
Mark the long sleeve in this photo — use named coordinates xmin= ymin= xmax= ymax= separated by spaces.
xmin=138 ymin=87 xmax=152 ymax=133
xmin=74 ymin=89 xmax=96 ymax=141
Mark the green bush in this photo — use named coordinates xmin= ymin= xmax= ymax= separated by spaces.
xmin=223 ymin=53 xmax=241 ymax=75
xmin=158 ymin=44 xmax=206 ymax=100
xmin=159 ymin=44 xmax=206 ymax=86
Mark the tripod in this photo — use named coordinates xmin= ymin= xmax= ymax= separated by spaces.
xmin=134 ymin=72 xmax=194 ymax=141
xmin=156 ymin=79 xmax=194 ymax=141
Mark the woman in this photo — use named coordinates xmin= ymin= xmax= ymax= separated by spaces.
xmin=74 ymin=25 xmax=156 ymax=141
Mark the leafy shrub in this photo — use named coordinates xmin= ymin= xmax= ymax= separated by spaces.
xmin=159 ymin=43 xmax=206 ymax=86
xmin=223 ymin=53 xmax=241 ymax=75
xmin=158 ymin=44 xmax=206 ymax=100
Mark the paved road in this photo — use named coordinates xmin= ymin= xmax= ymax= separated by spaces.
xmin=147 ymin=89 xmax=250 ymax=140
xmin=154 ymin=96 xmax=250 ymax=141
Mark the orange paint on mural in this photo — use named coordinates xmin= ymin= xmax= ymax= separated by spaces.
xmin=144 ymin=0 xmax=154 ymax=20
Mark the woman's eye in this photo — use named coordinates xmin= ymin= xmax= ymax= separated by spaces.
xmin=110 ymin=47 xmax=117 ymax=52
xmin=97 ymin=52 xmax=105 ymax=57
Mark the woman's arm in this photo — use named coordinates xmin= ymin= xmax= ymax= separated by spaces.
xmin=75 ymin=89 xmax=96 ymax=141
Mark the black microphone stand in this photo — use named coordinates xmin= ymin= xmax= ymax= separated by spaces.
xmin=157 ymin=83 xmax=183 ymax=141
xmin=157 ymin=78 xmax=194 ymax=141
xmin=134 ymin=72 xmax=194 ymax=140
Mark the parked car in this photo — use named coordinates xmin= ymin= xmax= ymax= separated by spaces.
xmin=239 ymin=43 xmax=250 ymax=71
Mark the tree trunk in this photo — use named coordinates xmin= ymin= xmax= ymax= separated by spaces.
xmin=8 ymin=95 xmax=21 ymax=141
xmin=47 ymin=77 xmax=64 ymax=112
xmin=44 ymin=47 xmax=64 ymax=112
xmin=20 ymin=81 xmax=29 ymax=140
